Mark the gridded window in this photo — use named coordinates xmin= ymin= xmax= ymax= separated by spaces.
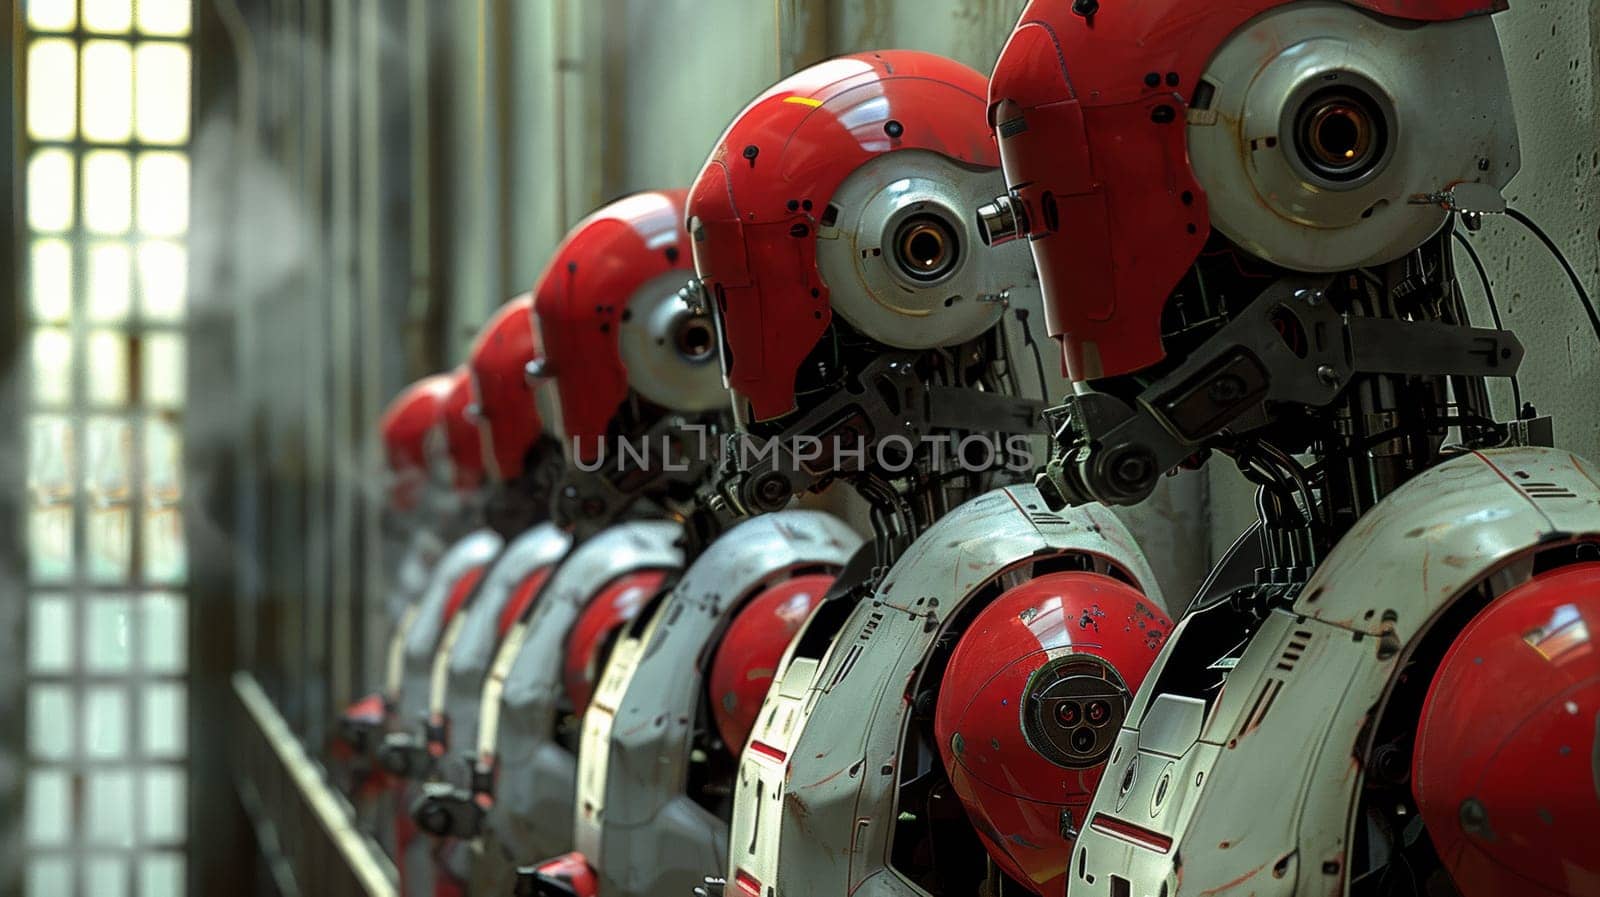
xmin=21 ymin=2 xmax=193 ymax=895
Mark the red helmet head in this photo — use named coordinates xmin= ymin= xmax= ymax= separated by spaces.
xmin=985 ymin=0 xmax=1516 ymax=382
xmin=562 ymin=569 xmax=671 ymax=715
xmin=380 ymin=373 xmax=453 ymax=511
xmin=468 ymin=293 xmax=546 ymax=482
xmin=1411 ymin=562 xmax=1600 ymax=897
xmin=933 ymin=570 xmax=1171 ymax=895
xmin=707 ymin=573 xmax=833 ymax=753
xmin=687 ymin=50 xmax=1037 ymax=425
xmin=530 ymin=190 xmax=725 ymax=466
xmin=443 ymin=367 xmax=487 ymax=494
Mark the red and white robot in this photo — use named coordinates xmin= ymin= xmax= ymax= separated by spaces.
xmin=676 ymin=50 xmax=1179 ymax=897
xmin=333 ymin=373 xmax=457 ymax=843
xmin=406 ymin=296 xmax=575 ymax=892
xmin=535 ymin=508 xmax=861 ymax=897
xmin=983 ymin=2 xmax=1600 ymax=896
xmin=451 ymin=190 xmax=738 ymax=897
xmin=487 ymin=174 xmax=878 ymax=897
xmin=380 ymin=366 xmax=508 ymax=894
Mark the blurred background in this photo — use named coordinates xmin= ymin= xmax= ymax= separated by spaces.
xmin=4 ymin=0 xmax=1597 ymax=895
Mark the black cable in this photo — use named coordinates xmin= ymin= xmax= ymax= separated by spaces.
xmin=1013 ymin=307 xmax=1052 ymax=404
xmin=1254 ymin=439 xmax=1325 ymax=532
xmin=1452 ymin=230 xmax=1523 ymax=411
xmin=1505 ymin=206 xmax=1600 ymax=346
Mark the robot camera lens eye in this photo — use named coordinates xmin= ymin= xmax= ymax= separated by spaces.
xmin=891 ymin=214 xmax=960 ymax=283
xmin=675 ymin=317 xmax=716 ymax=362
xmin=1055 ymin=701 xmax=1083 ymax=727
xmin=1086 ymin=699 xmax=1113 ymax=727
xmin=1293 ymin=85 xmax=1387 ymax=184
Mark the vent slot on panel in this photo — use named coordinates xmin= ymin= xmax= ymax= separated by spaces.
xmin=1238 ymin=677 xmax=1285 ymax=738
xmin=1029 ymin=511 xmax=1065 ymax=528
xmin=826 ymin=644 xmax=863 ymax=692
xmin=1277 ymin=629 xmax=1312 ymax=672
xmin=1522 ymin=481 xmax=1577 ymax=500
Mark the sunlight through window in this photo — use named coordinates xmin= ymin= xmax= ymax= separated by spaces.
xmin=21 ymin=5 xmax=193 ymax=891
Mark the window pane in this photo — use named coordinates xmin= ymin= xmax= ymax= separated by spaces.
xmin=89 ymin=242 xmax=134 ymax=323
xmin=31 ymin=327 xmax=72 ymax=406
xmin=27 ymin=39 xmax=77 ymax=140
xmin=142 ymin=592 xmax=186 ymax=672
xmin=142 ymin=684 xmax=185 ymax=757
xmin=29 ymin=684 xmax=75 ymax=759
xmin=85 ymin=149 xmax=134 ymax=234
xmin=84 ymin=0 xmax=133 ymax=32
xmin=86 ymin=416 xmax=134 ymax=580
xmin=85 ymin=684 xmax=130 ymax=757
xmin=28 ymin=415 xmax=74 ymax=489
xmin=86 ymin=769 xmax=137 ymax=846
xmin=142 ymin=331 xmax=184 ymax=406
xmin=143 ymin=508 xmax=186 ymax=584
xmin=27 ymin=0 xmax=77 ymax=31
xmin=29 ymin=596 xmax=74 ymax=672
xmin=138 ymin=240 xmax=186 ymax=320
xmin=139 ymin=854 xmax=185 ymax=897
xmin=138 ymin=0 xmax=190 ymax=35
xmin=87 ymin=597 xmax=134 ymax=672
xmin=87 ymin=857 xmax=130 ymax=897
xmin=86 ymin=508 xmax=133 ymax=573
xmin=143 ymin=767 xmax=186 ymax=842
xmin=82 ymin=40 xmax=135 ymax=142
xmin=145 ymin=415 xmax=181 ymax=493
xmin=25 ymin=770 xmax=72 ymax=845
xmin=27 ymin=149 xmax=75 ymax=232
xmin=85 ymin=416 xmax=132 ymax=494
xmin=145 ymin=417 xmax=185 ymax=583
xmin=29 ymin=416 xmax=76 ymax=582
xmin=136 ymin=152 xmax=189 ymax=235
xmin=134 ymin=42 xmax=190 ymax=144
xmin=30 ymin=238 xmax=73 ymax=323
xmin=29 ymin=507 xmax=75 ymax=582
xmin=88 ymin=329 xmax=131 ymax=405
xmin=27 ymin=857 xmax=73 ymax=897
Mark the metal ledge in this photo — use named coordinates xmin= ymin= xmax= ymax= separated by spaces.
xmin=233 ymin=672 xmax=399 ymax=897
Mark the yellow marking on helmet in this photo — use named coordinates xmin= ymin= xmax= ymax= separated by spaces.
xmin=783 ymin=96 xmax=823 ymax=108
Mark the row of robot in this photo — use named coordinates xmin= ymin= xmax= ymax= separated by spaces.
xmin=332 ymin=2 xmax=1600 ymax=897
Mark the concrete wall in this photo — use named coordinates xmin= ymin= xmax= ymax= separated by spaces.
xmin=583 ymin=0 xmax=1026 ymax=196
xmin=1206 ymin=3 xmax=1600 ymax=557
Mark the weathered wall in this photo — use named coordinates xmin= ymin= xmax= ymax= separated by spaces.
xmin=825 ymin=0 xmax=1021 ymax=73
xmin=1478 ymin=3 xmax=1600 ymax=445
xmin=1204 ymin=3 xmax=1600 ymax=561
xmin=587 ymin=0 xmax=1026 ymax=194
xmin=600 ymin=0 xmax=785 ymax=191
